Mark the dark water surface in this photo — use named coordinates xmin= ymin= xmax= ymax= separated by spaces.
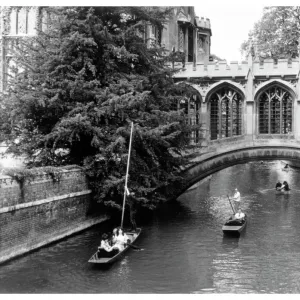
xmin=1 ymin=161 xmax=300 ymax=293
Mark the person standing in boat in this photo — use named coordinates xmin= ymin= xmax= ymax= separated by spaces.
xmin=127 ymin=191 xmax=138 ymax=232
xmin=232 ymin=188 xmax=241 ymax=211
xmin=275 ymin=181 xmax=282 ymax=191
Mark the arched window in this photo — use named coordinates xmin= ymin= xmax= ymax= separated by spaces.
xmin=209 ymin=87 xmax=243 ymax=140
xmin=179 ymin=94 xmax=201 ymax=144
xmin=258 ymin=86 xmax=292 ymax=134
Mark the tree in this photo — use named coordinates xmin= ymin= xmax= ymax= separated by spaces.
xmin=241 ymin=7 xmax=300 ymax=59
xmin=0 ymin=6 xmax=195 ymax=220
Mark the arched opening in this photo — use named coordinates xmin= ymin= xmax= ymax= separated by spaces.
xmin=258 ymin=86 xmax=293 ymax=135
xmin=179 ymin=93 xmax=202 ymax=144
xmin=172 ymin=82 xmax=203 ymax=145
xmin=209 ymin=86 xmax=243 ymax=140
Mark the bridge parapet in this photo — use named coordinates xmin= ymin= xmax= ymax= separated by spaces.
xmin=173 ymin=61 xmax=249 ymax=79
xmin=173 ymin=58 xmax=300 ymax=80
xmin=253 ymin=58 xmax=299 ymax=77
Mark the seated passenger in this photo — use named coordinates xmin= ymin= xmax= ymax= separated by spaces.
xmin=98 ymin=234 xmax=113 ymax=251
xmin=111 ymin=227 xmax=119 ymax=246
xmin=284 ymin=164 xmax=289 ymax=169
xmin=275 ymin=181 xmax=282 ymax=191
xmin=234 ymin=209 xmax=245 ymax=220
xmin=113 ymin=228 xmax=129 ymax=252
xmin=282 ymin=181 xmax=290 ymax=191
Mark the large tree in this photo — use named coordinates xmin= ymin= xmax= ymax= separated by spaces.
xmin=0 ymin=7 xmax=196 ymax=221
xmin=241 ymin=7 xmax=300 ymax=59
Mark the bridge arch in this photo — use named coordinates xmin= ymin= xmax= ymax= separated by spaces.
xmin=167 ymin=145 xmax=300 ymax=200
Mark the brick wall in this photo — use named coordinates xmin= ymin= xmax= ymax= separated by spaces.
xmin=0 ymin=167 xmax=109 ymax=264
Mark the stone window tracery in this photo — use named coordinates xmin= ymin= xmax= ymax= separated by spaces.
xmin=209 ymin=87 xmax=243 ymax=140
xmin=150 ymin=25 xmax=162 ymax=46
xmin=258 ymin=86 xmax=292 ymax=134
xmin=179 ymin=94 xmax=201 ymax=144
xmin=178 ymin=24 xmax=184 ymax=52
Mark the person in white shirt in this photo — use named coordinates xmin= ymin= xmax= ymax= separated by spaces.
xmin=113 ymin=228 xmax=129 ymax=252
xmin=232 ymin=188 xmax=241 ymax=211
xmin=234 ymin=208 xmax=245 ymax=220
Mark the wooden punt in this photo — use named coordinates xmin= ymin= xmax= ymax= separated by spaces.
xmin=275 ymin=189 xmax=290 ymax=195
xmin=222 ymin=215 xmax=247 ymax=235
xmin=88 ymin=228 xmax=142 ymax=264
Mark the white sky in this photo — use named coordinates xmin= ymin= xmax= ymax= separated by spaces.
xmin=194 ymin=3 xmax=265 ymax=62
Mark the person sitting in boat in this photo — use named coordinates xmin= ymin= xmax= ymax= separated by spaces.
xmin=112 ymin=228 xmax=130 ymax=252
xmin=275 ymin=180 xmax=282 ymax=191
xmin=111 ymin=227 xmax=119 ymax=246
xmin=98 ymin=233 xmax=114 ymax=253
xmin=284 ymin=164 xmax=289 ymax=169
xmin=282 ymin=181 xmax=290 ymax=191
xmin=234 ymin=208 xmax=245 ymax=220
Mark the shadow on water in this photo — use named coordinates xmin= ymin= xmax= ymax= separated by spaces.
xmin=222 ymin=234 xmax=240 ymax=250
xmin=152 ymin=199 xmax=195 ymax=223
xmin=222 ymin=234 xmax=240 ymax=242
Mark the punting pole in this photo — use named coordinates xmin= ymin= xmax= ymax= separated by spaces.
xmin=227 ymin=195 xmax=236 ymax=214
xmin=121 ymin=122 xmax=134 ymax=229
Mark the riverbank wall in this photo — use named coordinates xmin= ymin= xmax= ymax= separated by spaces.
xmin=0 ymin=167 xmax=109 ymax=264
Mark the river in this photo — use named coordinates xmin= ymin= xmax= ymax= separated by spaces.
xmin=1 ymin=160 xmax=300 ymax=293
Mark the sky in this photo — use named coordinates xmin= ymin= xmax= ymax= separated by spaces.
xmin=194 ymin=3 xmax=265 ymax=62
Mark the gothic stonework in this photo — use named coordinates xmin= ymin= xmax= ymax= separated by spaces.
xmin=285 ymin=79 xmax=298 ymax=88
xmin=254 ymin=80 xmax=266 ymax=89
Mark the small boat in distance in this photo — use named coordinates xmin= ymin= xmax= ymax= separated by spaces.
xmin=88 ymin=228 xmax=142 ymax=264
xmin=222 ymin=215 xmax=247 ymax=235
xmin=282 ymin=160 xmax=300 ymax=169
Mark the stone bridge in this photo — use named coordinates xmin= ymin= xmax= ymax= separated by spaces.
xmin=168 ymin=138 xmax=300 ymax=200
xmin=166 ymin=46 xmax=300 ymax=199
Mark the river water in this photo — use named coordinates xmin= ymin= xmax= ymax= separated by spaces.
xmin=1 ymin=160 xmax=300 ymax=293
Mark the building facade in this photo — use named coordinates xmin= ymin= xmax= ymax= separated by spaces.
xmin=0 ymin=6 xmax=212 ymax=93
xmin=173 ymin=53 xmax=300 ymax=146
xmin=2 ymin=6 xmax=300 ymax=148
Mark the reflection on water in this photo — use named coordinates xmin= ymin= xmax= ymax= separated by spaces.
xmin=2 ymin=161 xmax=300 ymax=293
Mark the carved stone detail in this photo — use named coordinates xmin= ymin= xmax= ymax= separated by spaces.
xmin=285 ymin=79 xmax=298 ymax=88
xmin=254 ymin=80 xmax=266 ymax=89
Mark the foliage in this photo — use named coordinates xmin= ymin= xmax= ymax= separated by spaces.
xmin=241 ymin=7 xmax=300 ymax=59
xmin=0 ymin=6 xmax=195 ymax=216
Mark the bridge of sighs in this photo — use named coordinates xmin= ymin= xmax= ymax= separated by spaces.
xmin=168 ymin=53 xmax=300 ymax=197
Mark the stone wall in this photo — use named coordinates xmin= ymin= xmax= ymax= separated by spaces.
xmin=0 ymin=167 xmax=108 ymax=264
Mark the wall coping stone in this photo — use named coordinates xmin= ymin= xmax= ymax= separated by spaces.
xmin=0 ymin=189 xmax=92 ymax=214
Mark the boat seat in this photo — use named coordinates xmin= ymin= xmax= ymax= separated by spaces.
xmin=97 ymin=248 xmax=119 ymax=258
xmin=225 ymin=220 xmax=244 ymax=226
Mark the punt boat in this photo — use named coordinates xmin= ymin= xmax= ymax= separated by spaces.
xmin=88 ymin=122 xmax=142 ymax=265
xmin=275 ymin=189 xmax=290 ymax=195
xmin=88 ymin=228 xmax=142 ymax=264
xmin=222 ymin=215 xmax=247 ymax=235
